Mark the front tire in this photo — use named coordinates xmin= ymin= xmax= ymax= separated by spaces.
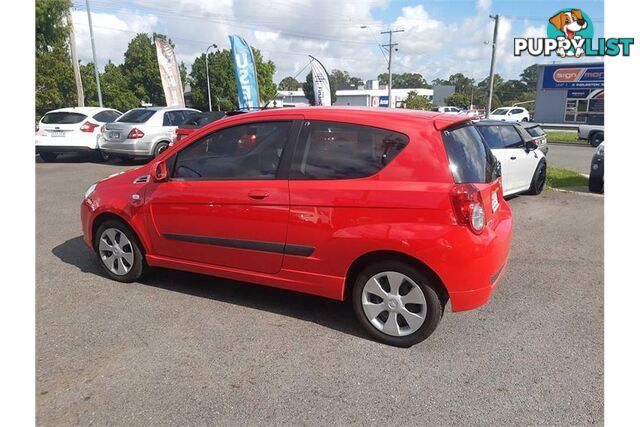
xmin=352 ymin=261 xmax=442 ymax=347
xmin=526 ymin=160 xmax=546 ymax=195
xmin=39 ymin=152 xmax=57 ymax=162
xmin=94 ymin=220 xmax=146 ymax=282
xmin=588 ymin=172 xmax=604 ymax=193
xmin=589 ymin=132 xmax=604 ymax=147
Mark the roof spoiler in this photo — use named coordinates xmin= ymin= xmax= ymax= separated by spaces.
xmin=433 ymin=115 xmax=472 ymax=132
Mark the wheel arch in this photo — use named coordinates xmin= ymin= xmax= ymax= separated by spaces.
xmin=344 ymin=250 xmax=449 ymax=308
xmin=91 ymin=212 xmax=147 ymax=254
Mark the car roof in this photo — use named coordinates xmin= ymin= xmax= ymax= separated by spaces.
xmin=520 ymin=122 xmax=542 ymax=129
xmin=44 ymin=107 xmax=117 ymax=115
xmin=221 ymin=106 xmax=471 ymax=130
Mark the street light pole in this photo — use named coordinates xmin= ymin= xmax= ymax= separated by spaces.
xmin=85 ymin=0 xmax=102 ymax=107
xmin=487 ymin=14 xmax=500 ymax=115
xmin=381 ymin=28 xmax=404 ymax=108
xmin=205 ymin=44 xmax=218 ymax=112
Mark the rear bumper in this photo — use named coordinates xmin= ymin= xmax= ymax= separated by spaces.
xmin=100 ymin=139 xmax=154 ymax=156
xmin=36 ymin=134 xmax=98 ymax=150
xmin=429 ymin=201 xmax=513 ymax=312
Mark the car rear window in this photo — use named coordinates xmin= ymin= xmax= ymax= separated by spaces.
xmin=117 ymin=109 xmax=156 ymax=123
xmin=442 ymin=125 xmax=499 ymax=184
xmin=525 ymin=125 xmax=545 ymax=137
xmin=41 ymin=112 xmax=87 ymax=124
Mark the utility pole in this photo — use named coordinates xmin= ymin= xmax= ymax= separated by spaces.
xmin=381 ymin=28 xmax=404 ymax=108
xmin=487 ymin=14 xmax=500 ymax=115
xmin=205 ymin=43 xmax=218 ymax=112
xmin=66 ymin=9 xmax=84 ymax=106
xmin=85 ymin=0 xmax=103 ymax=107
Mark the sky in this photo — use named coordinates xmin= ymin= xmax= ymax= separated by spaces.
xmin=70 ymin=0 xmax=605 ymax=84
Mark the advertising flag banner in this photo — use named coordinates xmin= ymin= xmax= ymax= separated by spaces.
xmin=154 ymin=38 xmax=185 ymax=107
xmin=229 ymin=35 xmax=261 ymax=110
xmin=309 ymin=55 xmax=332 ymax=106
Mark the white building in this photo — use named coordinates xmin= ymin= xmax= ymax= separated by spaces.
xmin=276 ymin=82 xmax=433 ymax=109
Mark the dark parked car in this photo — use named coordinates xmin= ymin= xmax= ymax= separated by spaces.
xmin=589 ymin=141 xmax=604 ymax=193
xmin=521 ymin=122 xmax=549 ymax=155
xmin=174 ymin=111 xmax=227 ymax=143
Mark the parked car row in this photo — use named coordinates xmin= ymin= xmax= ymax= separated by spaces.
xmin=36 ymin=106 xmax=204 ymax=162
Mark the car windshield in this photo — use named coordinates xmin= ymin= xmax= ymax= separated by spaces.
xmin=41 ymin=112 xmax=87 ymax=124
xmin=442 ymin=124 xmax=499 ymax=184
xmin=117 ymin=109 xmax=156 ymax=123
xmin=491 ymin=108 xmax=509 ymax=115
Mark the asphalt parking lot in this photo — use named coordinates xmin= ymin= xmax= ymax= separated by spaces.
xmin=545 ymin=142 xmax=596 ymax=174
xmin=36 ymin=154 xmax=603 ymax=425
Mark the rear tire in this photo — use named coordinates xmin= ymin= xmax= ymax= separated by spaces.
xmin=589 ymin=132 xmax=604 ymax=147
xmin=39 ymin=152 xmax=57 ymax=162
xmin=588 ymin=172 xmax=604 ymax=193
xmin=352 ymin=260 xmax=442 ymax=347
xmin=94 ymin=220 xmax=146 ymax=282
xmin=526 ymin=160 xmax=546 ymax=195
xmin=93 ymin=149 xmax=110 ymax=163
xmin=153 ymin=141 xmax=169 ymax=158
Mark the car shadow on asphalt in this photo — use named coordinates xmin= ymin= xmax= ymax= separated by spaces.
xmin=52 ymin=236 xmax=369 ymax=340
xmin=36 ymin=154 xmax=148 ymax=166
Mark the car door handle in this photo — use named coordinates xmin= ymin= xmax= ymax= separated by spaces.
xmin=510 ymin=156 xmax=517 ymax=160
xmin=248 ymin=190 xmax=269 ymax=200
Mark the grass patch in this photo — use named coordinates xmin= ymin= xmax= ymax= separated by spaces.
xmin=546 ymin=167 xmax=588 ymax=188
xmin=545 ymin=131 xmax=584 ymax=144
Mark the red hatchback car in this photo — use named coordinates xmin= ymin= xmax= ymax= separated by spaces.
xmin=81 ymin=107 xmax=512 ymax=347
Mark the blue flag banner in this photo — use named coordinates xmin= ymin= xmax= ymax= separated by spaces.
xmin=229 ymin=35 xmax=260 ymax=111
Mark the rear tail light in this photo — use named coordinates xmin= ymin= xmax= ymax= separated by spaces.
xmin=80 ymin=121 xmax=99 ymax=133
xmin=176 ymin=133 xmax=184 ymax=141
xmin=450 ymin=184 xmax=485 ymax=234
xmin=128 ymin=128 xmax=145 ymax=139
xmin=100 ymin=125 xmax=106 ymax=133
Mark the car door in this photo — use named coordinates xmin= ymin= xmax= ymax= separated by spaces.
xmin=497 ymin=125 xmax=533 ymax=191
xmin=144 ymin=117 xmax=302 ymax=274
xmin=476 ymin=125 xmax=518 ymax=195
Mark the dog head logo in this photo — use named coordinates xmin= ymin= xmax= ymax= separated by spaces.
xmin=547 ymin=8 xmax=594 ymax=57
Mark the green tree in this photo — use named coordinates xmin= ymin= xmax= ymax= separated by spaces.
xmin=331 ymin=69 xmax=363 ymax=90
xmin=520 ymin=64 xmax=538 ymax=91
xmin=35 ymin=0 xmax=76 ymax=117
xmin=101 ymin=61 xmax=140 ymax=112
xmin=79 ymin=62 xmax=99 ymax=106
xmin=403 ymin=90 xmax=431 ymax=110
xmin=379 ymin=72 xmax=430 ymax=89
xmin=278 ymin=76 xmax=301 ymax=90
xmin=189 ymin=47 xmax=278 ymax=111
xmin=122 ymin=33 xmax=166 ymax=105
xmin=302 ymin=71 xmax=337 ymax=105
xmin=445 ymin=92 xmax=470 ymax=108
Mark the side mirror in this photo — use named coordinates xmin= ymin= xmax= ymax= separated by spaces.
xmin=151 ymin=160 xmax=168 ymax=182
xmin=524 ymin=141 xmax=538 ymax=152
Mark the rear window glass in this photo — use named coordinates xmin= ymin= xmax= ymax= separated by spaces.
xmin=41 ymin=112 xmax=87 ymax=124
xmin=118 ymin=109 xmax=156 ymax=123
xmin=525 ymin=125 xmax=545 ymax=137
xmin=442 ymin=125 xmax=499 ymax=184
xmin=290 ymin=121 xmax=409 ymax=180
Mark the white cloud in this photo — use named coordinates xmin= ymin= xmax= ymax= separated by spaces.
xmin=69 ymin=0 xmax=541 ymax=85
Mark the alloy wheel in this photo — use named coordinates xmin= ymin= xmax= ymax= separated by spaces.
xmin=361 ymin=271 xmax=427 ymax=337
xmin=98 ymin=227 xmax=134 ymax=275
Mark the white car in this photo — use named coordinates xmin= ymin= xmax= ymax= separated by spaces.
xmin=36 ymin=107 xmax=122 ymax=162
xmin=432 ymin=106 xmax=464 ymax=114
xmin=488 ymin=107 xmax=530 ymax=122
xmin=100 ymin=107 xmax=200 ymax=159
xmin=474 ymin=121 xmax=546 ymax=196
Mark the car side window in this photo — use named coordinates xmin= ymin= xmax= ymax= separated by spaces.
xmin=163 ymin=111 xmax=185 ymax=126
xmin=512 ymin=108 xmax=523 ymax=114
xmin=476 ymin=125 xmax=505 ymax=149
xmin=172 ymin=121 xmax=292 ymax=180
xmin=290 ymin=121 xmax=409 ymax=180
xmin=499 ymin=126 xmax=524 ymax=148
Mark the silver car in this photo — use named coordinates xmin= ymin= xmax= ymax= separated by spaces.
xmin=100 ymin=107 xmax=200 ymax=159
